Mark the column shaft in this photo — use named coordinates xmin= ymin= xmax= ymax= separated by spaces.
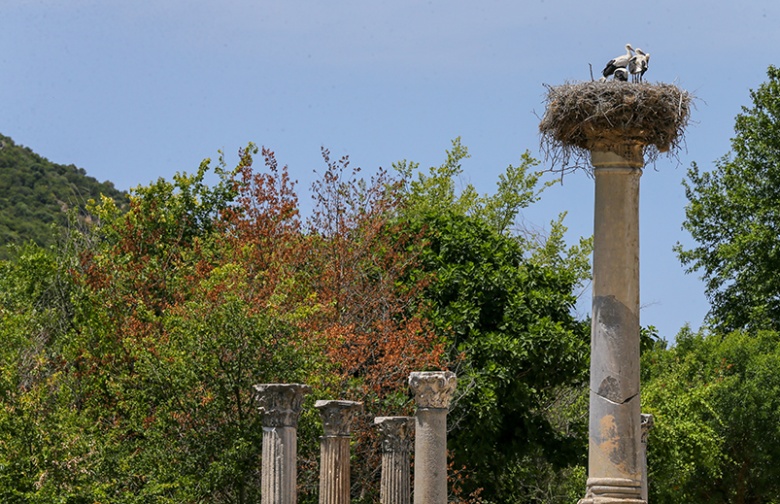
xmin=381 ymin=449 xmax=410 ymax=504
xmin=319 ymin=437 xmax=351 ymax=504
xmin=581 ymin=150 xmax=645 ymax=504
xmin=375 ymin=416 xmax=414 ymax=504
xmin=262 ymin=426 xmax=298 ymax=504
xmin=413 ymin=408 xmax=447 ymax=504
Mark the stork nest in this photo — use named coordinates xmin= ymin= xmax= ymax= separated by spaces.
xmin=539 ymin=81 xmax=693 ymax=173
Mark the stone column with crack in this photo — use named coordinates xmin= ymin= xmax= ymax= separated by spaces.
xmin=538 ymin=80 xmax=691 ymax=504
xmin=580 ymin=147 xmax=646 ymax=503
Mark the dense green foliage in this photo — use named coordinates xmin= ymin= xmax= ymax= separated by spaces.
xmin=676 ymin=66 xmax=780 ymax=333
xmin=414 ymin=211 xmax=589 ymax=502
xmin=643 ymin=328 xmax=780 ymax=504
xmin=0 ymin=160 xmax=318 ymax=503
xmin=0 ymin=137 xmax=592 ymax=503
xmin=0 ymin=133 xmax=128 ymax=260
xmin=396 ymin=140 xmax=592 ymax=503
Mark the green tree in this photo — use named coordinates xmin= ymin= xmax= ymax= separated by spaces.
xmin=642 ymin=327 xmax=780 ymax=504
xmin=0 ymin=144 xmax=447 ymax=503
xmin=0 ymin=243 xmax=93 ymax=503
xmin=676 ymin=65 xmax=780 ymax=333
xmin=0 ymin=147 xmax=325 ymax=503
xmin=396 ymin=140 xmax=592 ymax=503
xmin=63 ymin=146 xmax=325 ymax=503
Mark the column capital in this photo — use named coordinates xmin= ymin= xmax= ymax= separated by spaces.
xmin=590 ymin=143 xmax=644 ymax=169
xmin=374 ymin=416 xmax=414 ymax=453
xmin=409 ymin=371 xmax=457 ymax=409
xmin=254 ymin=383 xmax=311 ymax=428
xmin=315 ymin=400 xmax=363 ymax=437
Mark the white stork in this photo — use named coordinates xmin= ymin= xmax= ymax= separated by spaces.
xmin=613 ymin=67 xmax=629 ymax=82
xmin=628 ymin=49 xmax=650 ymax=82
xmin=600 ymin=44 xmax=634 ymax=82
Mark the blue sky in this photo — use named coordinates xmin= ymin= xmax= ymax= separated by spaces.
xmin=3 ymin=0 xmax=779 ymax=340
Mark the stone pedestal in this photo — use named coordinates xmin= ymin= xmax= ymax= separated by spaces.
xmin=315 ymin=400 xmax=363 ymax=504
xmin=640 ymin=413 xmax=654 ymax=502
xmin=409 ymin=371 xmax=457 ymax=504
xmin=579 ymin=148 xmax=646 ymax=504
xmin=254 ymin=383 xmax=311 ymax=504
xmin=374 ymin=416 xmax=414 ymax=504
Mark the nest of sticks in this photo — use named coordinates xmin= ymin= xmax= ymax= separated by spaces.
xmin=539 ymin=81 xmax=693 ymax=172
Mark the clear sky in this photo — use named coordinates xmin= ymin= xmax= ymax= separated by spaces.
xmin=3 ymin=0 xmax=779 ymax=341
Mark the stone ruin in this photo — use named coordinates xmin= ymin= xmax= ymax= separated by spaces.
xmin=253 ymin=373 xmax=655 ymax=503
xmin=253 ymin=371 xmax=456 ymax=504
xmin=249 ymin=80 xmax=690 ymax=504
xmin=540 ymin=80 xmax=690 ymax=504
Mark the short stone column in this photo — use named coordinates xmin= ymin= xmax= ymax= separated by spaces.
xmin=640 ymin=413 xmax=654 ymax=502
xmin=374 ymin=416 xmax=414 ymax=504
xmin=580 ymin=147 xmax=645 ymax=504
xmin=254 ymin=383 xmax=311 ymax=504
xmin=315 ymin=400 xmax=363 ymax=504
xmin=409 ymin=371 xmax=457 ymax=504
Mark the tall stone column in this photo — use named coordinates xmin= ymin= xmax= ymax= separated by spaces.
xmin=254 ymin=383 xmax=311 ymax=504
xmin=408 ymin=371 xmax=457 ymax=504
xmin=374 ymin=416 xmax=414 ymax=504
xmin=539 ymin=80 xmax=690 ymax=504
xmin=315 ymin=400 xmax=363 ymax=504
xmin=640 ymin=413 xmax=654 ymax=502
xmin=580 ymin=146 xmax=646 ymax=504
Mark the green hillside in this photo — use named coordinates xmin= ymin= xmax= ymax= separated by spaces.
xmin=0 ymin=133 xmax=128 ymax=259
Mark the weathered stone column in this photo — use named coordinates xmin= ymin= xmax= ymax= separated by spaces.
xmin=374 ymin=416 xmax=414 ymax=504
xmin=640 ymin=413 xmax=654 ymax=502
xmin=254 ymin=383 xmax=311 ymax=504
xmin=580 ymin=145 xmax=645 ymax=504
xmin=539 ymin=80 xmax=691 ymax=504
xmin=409 ymin=371 xmax=457 ymax=504
xmin=315 ymin=400 xmax=362 ymax=504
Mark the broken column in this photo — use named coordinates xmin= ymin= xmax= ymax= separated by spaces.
xmin=539 ymin=81 xmax=691 ymax=504
xmin=315 ymin=400 xmax=363 ymax=504
xmin=582 ymin=146 xmax=646 ymax=503
xmin=409 ymin=371 xmax=457 ymax=504
xmin=254 ymin=383 xmax=311 ymax=504
xmin=374 ymin=416 xmax=414 ymax=504
xmin=640 ymin=413 xmax=655 ymax=502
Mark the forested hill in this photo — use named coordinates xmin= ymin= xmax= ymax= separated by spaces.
xmin=0 ymin=133 xmax=127 ymax=259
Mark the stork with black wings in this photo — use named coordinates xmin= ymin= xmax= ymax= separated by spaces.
xmin=599 ymin=44 xmax=634 ymax=82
